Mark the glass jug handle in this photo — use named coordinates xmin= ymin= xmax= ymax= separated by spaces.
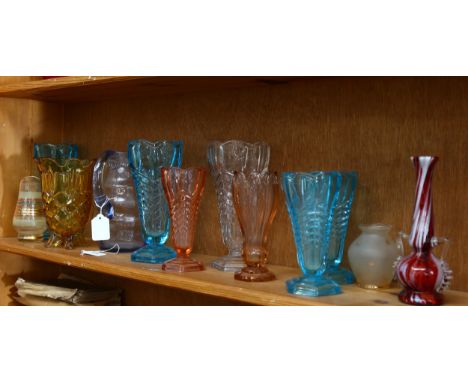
xmin=431 ymin=236 xmax=450 ymax=261
xmin=396 ymin=231 xmax=409 ymax=257
xmin=93 ymin=150 xmax=115 ymax=219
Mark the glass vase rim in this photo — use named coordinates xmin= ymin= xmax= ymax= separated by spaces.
xmin=207 ymin=139 xmax=270 ymax=149
xmin=233 ymin=169 xmax=278 ymax=176
xmin=20 ymin=175 xmax=41 ymax=182
xmin=33 ymin=142 xmax=78 ymax=148
xmin=410 ymin=155 xmax=439 ymax=161
xmin=358 ymin=223 xmax=392 ymax=233
xmin=161 ymin=166 xmax=207 ymax=173
xmin=128 ymin=139 xmax=183 ymax=148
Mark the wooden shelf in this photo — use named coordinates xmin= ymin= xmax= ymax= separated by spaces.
xmin=0 ymin=76 xmax=298 ymax=102
xmin=0 ymin=238 xmax=467 ymax=306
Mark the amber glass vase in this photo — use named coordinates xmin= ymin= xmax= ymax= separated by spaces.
xmin=161 ymin=167 xmax=207 ymax=272
xmin=232 ymin=171 xmax=279 ymax=282
xmin=36 ymin=158 xmax=95 ymax=249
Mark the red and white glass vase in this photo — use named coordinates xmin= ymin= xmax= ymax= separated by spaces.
xmin=395 ymin=156 xmax=452 ymax=305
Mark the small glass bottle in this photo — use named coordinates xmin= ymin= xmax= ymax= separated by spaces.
xmin=12 ymin=176 xmax=47 ymax=240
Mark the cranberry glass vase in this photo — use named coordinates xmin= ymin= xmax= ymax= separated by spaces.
xmin=396 ymin=156 xmax=452 ymax=305
xmin=232 ymin=171 xmax=279 ymax=282
xmin=161 ymin=167 xmax=206 ymax=272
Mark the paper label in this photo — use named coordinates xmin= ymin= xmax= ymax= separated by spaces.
xmin=91 ymin=213 xmax=110 ymax=241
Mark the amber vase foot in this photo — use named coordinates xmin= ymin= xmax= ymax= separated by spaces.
xmin=398 ymin=288 xmax=443 ymax=306
xmin=234 ymin=265 xmax=276 ymax=282
xmin=162 ymin=256 xmax=205 ymax=273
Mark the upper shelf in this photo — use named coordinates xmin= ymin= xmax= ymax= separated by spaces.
xmin=1 ymin=238 xmax=468 ymax=306
xmin=0 ymin=76 xmax=298 ymax=103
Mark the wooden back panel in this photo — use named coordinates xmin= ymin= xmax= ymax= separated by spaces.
xmin=62 ymin=77 xmax=468 ymax=291
xmin=0 ymin=77 xmax=63 ymax=304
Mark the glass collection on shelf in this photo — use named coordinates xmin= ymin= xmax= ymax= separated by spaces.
xmin=13 ymin=142 xmax=452 ymax=304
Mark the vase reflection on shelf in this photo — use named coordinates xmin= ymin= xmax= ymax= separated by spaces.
xmin=232 ymin=171 xmax=278 ymax=282
xmin=395 ymin=156 xmax=452 ymax=305
xmin=282 ymin=172 xmax=342 ymax=297
xmin=12 ymin=176 xmax=47 ymax=241
xmin=36 ymin=158 xmax=95 ymax=249
xmin=161 ymin=167 xmax=206 ymax=272
xmin=324 ymin=171 xmax=357 ymax=284
xmin=207 ymin=140 xmax=270 ymax=272
xmin=93 ymin=150 xmax=144 ymax=252
xmin=128 ymin=139 xmax=183 ymax=264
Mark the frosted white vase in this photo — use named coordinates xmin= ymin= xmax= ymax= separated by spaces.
xmin=348 ymin=224 xmax=401 ymax=289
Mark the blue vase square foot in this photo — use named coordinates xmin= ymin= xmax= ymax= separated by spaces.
xmin=324 ymin=267 xmax=355 ymax=285
xmin=131 ymin=244 xmax=176 ymax=264
xmin=286 ymin=275 xmax=342 ymax=297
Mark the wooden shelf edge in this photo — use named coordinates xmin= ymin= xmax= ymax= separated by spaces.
xmin=0 ymin=76 xmax=140 ymax=99
xmin=0 ymin=76 xmax=302 ymax=102
xmin=1 ymin=238 xmax=467 ymax=306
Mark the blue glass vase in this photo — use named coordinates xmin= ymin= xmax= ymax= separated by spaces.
xmin=33 ymin=143 xmax=79 ymax=241
xmin=324 ymin=171 xmax=357 ymax=284
xmin=128 ymin=139 xmax=183 ymax=263
xmin=282 ymin=171 xmax=342 ymax=297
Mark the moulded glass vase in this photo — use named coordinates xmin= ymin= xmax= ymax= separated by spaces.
xmin=395 ymin=156 xmax=452 ymax=305
xmin=93 ymin=150 xmax=144 ymax=251
xmin=324 ymin=171 xmax=357 ymax=284
xmin=207 ymin=140 xmax=270 ymax=272
xmin=128 ymin=139 xmax=183 ymax=264
xmin=36 ymin=158 xmax=95 ymax=249
xmin=282 ymin=172 xmax=342 ymax=297
xmin=232 ymin=171 xmax=279 ymax=282
xmin=161 ymin=167 xmax=206 ymax=272
xmin=12 ymin=176 xmax=47 ymax=240
xmin=33 ymin=143 xmax=78 ymax=240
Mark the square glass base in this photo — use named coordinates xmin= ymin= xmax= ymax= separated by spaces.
xmin=286 ymin=275 xmax=342 ymax=297
xmin=211 ymin=254 xmax=245 ymax=272
xmin=324 ymin=267 xmax=355 ymax=285
xmin=162 ymin=256 xmax=205 ymax=273
xmin=131 ymin=244 xmax=176 ymax=264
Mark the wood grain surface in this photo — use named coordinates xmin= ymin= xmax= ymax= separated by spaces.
xmin=0 ymin=77 xmax=63 ymax=304
xmin=63 ymin=77 xmax=468 ymax=291
xmin=0 ymin=76 xmax=299 ymax=102
xmin=2 ymin=238 xmax=468 ymax=305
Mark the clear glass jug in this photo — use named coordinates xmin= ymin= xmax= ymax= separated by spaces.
xmin=93 ymin=150 xmax=143 ymax=251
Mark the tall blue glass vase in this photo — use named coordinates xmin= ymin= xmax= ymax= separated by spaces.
xmin=33 ymin=143 xmax=79 ymax=241
xmin=128 ymin=139 xmax=183 ymax=264
xmin=324 ymin=171 xmax=357 ymax=284
xmin=282 ymin=172 xmax=342 ymax=297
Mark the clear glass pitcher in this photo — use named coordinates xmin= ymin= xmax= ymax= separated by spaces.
xmin=93 ymin=150 xmax=144 ymax=251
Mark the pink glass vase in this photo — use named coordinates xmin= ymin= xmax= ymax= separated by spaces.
xmin=161 ymin=167 xmax=206 ymax=272
xmin=232 ymin=171 xmax=279 ymax=282
xmin=396 ymin=156 xmax=452 ymax=305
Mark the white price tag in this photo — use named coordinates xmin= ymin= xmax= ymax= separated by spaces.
xmin=91 ymin=213 xmax=110 ymax=241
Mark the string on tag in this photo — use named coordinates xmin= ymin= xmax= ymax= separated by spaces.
xmin=80 ymin=243 xmax=120 ymax=257
xmin=95 ymin=196 xmax=115 ymax=216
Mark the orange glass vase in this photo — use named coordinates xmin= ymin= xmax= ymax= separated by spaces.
xmin=161 ymin=167 xmax=207 ymax=272
xmin=232 ymin=171 xmax=279 ymax=282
